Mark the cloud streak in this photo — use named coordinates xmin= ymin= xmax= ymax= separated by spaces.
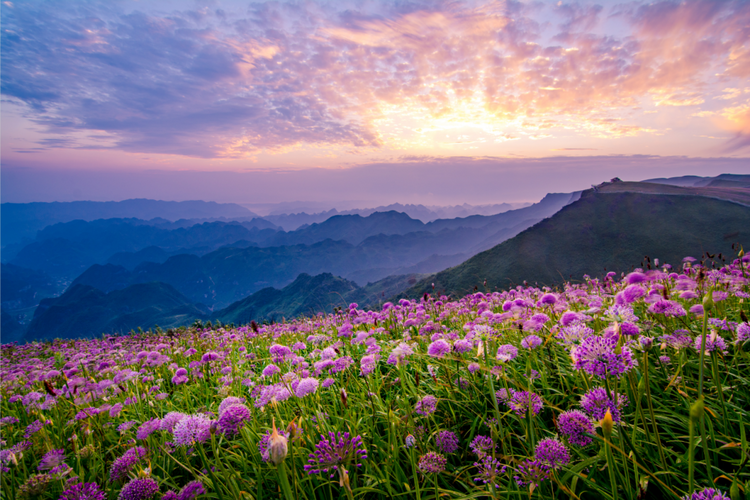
xmin=2 ymin=0 xmax=750 ymax=158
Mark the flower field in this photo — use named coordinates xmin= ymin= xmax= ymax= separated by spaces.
xmin=2 ymin=254 xmax=750 ymax=500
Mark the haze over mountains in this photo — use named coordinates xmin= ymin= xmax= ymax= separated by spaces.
xmin=3 ymin=173 xmax=749 ymax=343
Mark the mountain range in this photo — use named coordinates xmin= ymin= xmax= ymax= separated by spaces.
xmin=4 ymin=174 xmax=749 ymax=343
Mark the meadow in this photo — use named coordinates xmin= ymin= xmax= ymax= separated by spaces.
xmin=1 ymin=254 xmax=749 ymax=500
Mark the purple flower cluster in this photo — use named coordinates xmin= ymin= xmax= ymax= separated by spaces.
xmin=415 ymin=395 xmax=438 ymax=416
xmin=303 ymin=432 xmax=367 ymax=477
xmin=418 ymin=452 xmax=447 ymax=474
xmin=136 ymin=418 xmax=161 ymax=440
xmin=37 ymin=448 xmax=65 ymax=471
xmin=571 ymin=335 xmax=635 ymax=379
xmin=514 ymin=458 xmax=551 ymax=488
xmin=427 ymin=339 xmax=451 ymax=358
xmin=508 ymin=391 xmax=543 ymax=416
xmin=109 ymin=446 xmax=147 ymax=482
xmin=469 ymin=435 xmax=495 ymax=457
xmin=558 ymin=410 xmax=595 ymax=447
xmin=172 ymin=415 xmax=213 ymax=447
xmin=496 ymin=344 xmax=519 ymax=362
xmin=681 ymin=488 xmax=730 ymax=500
xmin=580 ymin=387 xmax=628 ymax=423
xmin=473 ymin=454 xmax=503 ymax=487
xmin=163 ymin=481 xmax=206 ymax=500
xmin=693 ymin=333 xmax=728 ymax=354
xmin=435 ymin=430 xmax=459 ymax=454
xmin=217 ymin=404 xmax=251 ymax=436
xmin=118 ymin=477 xmax=159 ymax=500
xmin=534 ymin=438 xmax=570 ymax=469
xmin=521 ymin=335 xmax=543 ymax=349
xmin=59 ymin=482 xmax=106 ymax=500
xmin=294 ymin=377 xmax=319 ymax=398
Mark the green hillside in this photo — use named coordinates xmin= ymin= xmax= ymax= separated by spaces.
xmin=400 ymin=191 xmax=750 ymax=298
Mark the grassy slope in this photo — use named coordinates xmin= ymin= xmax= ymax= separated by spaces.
xmin=400 ymin=191 xmax=750 ymax=298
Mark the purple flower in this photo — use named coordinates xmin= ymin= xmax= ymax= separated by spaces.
xmin=534 ymin=438 xmax=570 ymax=469
xmin=295 ymin=378 xmax=320 ymax=398
xmin=571 ymin=335 xmax=635 ymax=379
xmin=262 ymin=364 xmax=281 ymax=377
xmin=435 ymin=430 xmax=459 ymax=454
xmin=59 ymin=482 xmax=106 ymax=500
xmin=387 ymin=343 xmax=414 ymax=366
xmin=469 ymin=435 xmax=495 ymax=457
xmin=173 ymin=415 xmax=213 ymax=447
xmin=521 ymin=335 xmax=543 ymax=349
xmin=496 ymin=344 xmax=518 ymax=362
xmin=136 ymin=418 xmax=161 ymax=440
xmin=558 ymin=410 xmax=595 ymax=447
xmin=171 ymin=368 xmax=189 ymax=385
xmin=648 ymin=299 xmax=686 ymax=317
xmin=303 ymin=432 xmax=367 ymax=477
xmin=427 ymin=339 xmax=451 ymax=358
xmin=177 ymin=480 xmax=206 ymax=500
xmin=218 ymin=396 xmax=245 ymax=415
xmin=468 ymin=362 xmax=481 ymax=374
xmin=540 ymin=293 xmax=557 ymax=305
xmin=24 ymin=419 xmax=49 ymax=438
xmin=690 ymin=304 xmax=705 ymax=316
xmin=681 ymin=488 xmax=730 ymax=500
xmin=693 ymin=333 xmax=728 ymax=354
xmin=617 ymin=285 xmax=646 ymax=304
xmin=118 ymin=477 xmax=159 ymax=500
xmin=258 ymin=428 xmax=289 ymax=463
xmin=514 ymin=458 xmax=551 ymax=488
xmin=418 ymin=452 xmax=447 ymax=474
xmin=360 ymin=355 xmax=377 ymax=376
xmin=160 ymin=412 xmax=188 ymax=432
xmin=737 ymin=323 xmax=750 ymax=344
xmin=269 ymin=344 xmax=292 ymax=362
xmin=581 ymin=387 xmax=628 ymax=423
xmin=37 ymin=448 xmax=66 ymax=471
xmin=109 ymin=446 xmax=147 ymax=482
xmin=201 ymin=352 xmax=221 ymax=363
xmin=473 ymin=454 xmax=503 ymax=487
xmin=217 ymin=405 xmax=251 ymax=436
xmin=415 ymin=395 xmax=438 ymax=416
xmin=453 ymin=339 xmax=472 ymax=353
xmin=509 ymin=391 xmax=543 ymax=416
xmin=620 ymin=322 xmax=640 ymax=336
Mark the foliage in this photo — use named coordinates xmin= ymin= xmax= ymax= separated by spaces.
xmin=2 ymin=253 xmax=750 ymax=499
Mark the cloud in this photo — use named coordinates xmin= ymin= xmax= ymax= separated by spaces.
xmin=2 ymin=0 xmax=750 ymax=158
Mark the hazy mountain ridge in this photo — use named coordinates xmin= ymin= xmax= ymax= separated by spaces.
xmin=399 ymin=189 xmax=750 ymax=299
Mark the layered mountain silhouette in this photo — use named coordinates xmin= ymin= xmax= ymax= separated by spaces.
xmin=400 ymin=185 xmax=750 ymax=298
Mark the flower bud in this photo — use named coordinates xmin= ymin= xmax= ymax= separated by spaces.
xmin=690 ymin=396 xmax=704 ymax=422
xmin=269 ymin=418 xmax=288 ymax=466
xmin=600 ymin=409 xmax=614 ymax=439
xmin=703 ymin=291 xmax=714 ymax=311
xmin=405 ymin=434 xmax=416 ymax=448
xmin=340 ymin=388 xmax=348 ymax=409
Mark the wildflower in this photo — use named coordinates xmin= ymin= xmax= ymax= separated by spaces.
xmin=136 ymin=418 xmax=161 ymax=440
xmin=268 ymin=418 xmax=289 ymax=465
xmin=415 ymin=395 xmax=438 ymax=416
xmin=508 ymin=391 xmax=543 ymax=416
xmin=295 ymin=378 xmax=320 ymax=398
xmin=534 ymin=438 xmax=570 ymax=469
xmin=110 ymin=447 xmax=147 ymax=482
xmin=514 ymin=458 xmax=551 ymax=488
xmin=118 ymin=421 xmax=137 ymax=433
xmin=172 ymin=415 xmax=213 ymax=447
xmin=171 ymin=368 xmax=189 ymax=385
xmin=262 ymin=364 xmax=281 ymax=377
xmin=571 ymin=335 xmax=635 ymax=379
xmin=473 ymin=454 xmax=503 ymax=487
xmin=427 ymin=339 xmax=451 ymax=358
xmin=17 ymin=474 xmax=52 ymax=499
xmin=558 ymin=410 xmax=595 ymax=447
xmin=469 ymin=435 xmax=495 ymax=457
xmin=435 ymin=430 xmax=459 ymax=454
xmin=404 ymin=435 xmax=416 ymax=448
xmin=418 ymin=452 xmax=447 ymax=474
xmin=521 ymin=335 xmax=543 ymax=349
xmin=217 ymin=404 xmax=251 ymax=436
xmin=681 ymin=487 xmax=730 ymax=500
xmin=693 ymin=332 xmax=728 ymax=354
xmin=37 ymin=448 xmax=66 ymax=471
xmin=453 ymin=339 xmax=472 ymax=353
xmin=467 ymin=362 xmax=481 ymax=374
xmin=580 ymin=387 xmax=628 ymax=423
xmin=648 ymin=299 xmax=686 ymax=317
xmin=258 ymin=428 xmax=289 ymax=463
xmin=118 ymin=477 xmax=159 ymax=500
xmin=176 ymin=481 xmax=206 ymax=500
xmin=737 ymin=323 xmax=750 ymax=344
xmin=496 ymin=344 xmax=518 ymax=362
xmin=59 ymin=482 xmax=106 ymax=500
xmin=387 ymin=342 xmax=414 ymax=365
xmin=360 ymin=355 xmax=377 ymax=376
xmin=303 ymin=431 xmax=367 ymax=477
xmin=24 ymin=419 xmax=49 ymax=438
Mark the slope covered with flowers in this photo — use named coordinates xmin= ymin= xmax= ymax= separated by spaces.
xmin=2 ymin=254 xmax=749 ymax=499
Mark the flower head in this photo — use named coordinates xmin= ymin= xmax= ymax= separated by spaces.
xmin=303 ymin=431 xmax=367 ymax=477
xmin=496 ymin=344 xmax=519 ymax=362
xmin=681 ymin=488 xmax=730 ymax=500
xmin=473 ymin=454 xmax=503 ymax=487
xmin=59 ymin=482 xmax=106 ymax=500
xmin=415 ymin=395 xmax=438 ymax=416
xmin=508 ymin=391 xmax=543 ymax=417
xmin=110 ymin=447 xmax=147 ymax=482
xmin=217 ymin=404 xmax=251 ymax=437
xmin=418 ymin=452 xmax=447 ymax=474
xmin=514 ymin=458 xmax=551 ymax=488
xmin=37 ymin=448 xmax=66 ymax=471
xmin=172 ymin=415 xmax=213 ymax=447
xmin=534 ymin=438 xmax=570 ymax=469
xmin=118 ymin=477 xmax=159 ymax=500
xmin=580 ymin=387 xmax=628 ymax=423
xmin=427 ymin=340 xmax=451 ymax=358
xmin=571 ymin=335 xmax=635 ymax=379
xmin=557 ymin=410 xmax=595 ymax=447
xmin=435 ymin=431 xmax=459 ymax=454
xmin=469 ymin=435 xmax=495 ymax=457
xmin=136 ymin=418 xmax=161 ymax=440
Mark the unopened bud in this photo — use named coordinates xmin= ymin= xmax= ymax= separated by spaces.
xmin=405 ymin=434 xmax=416 ymax=448
xmin=600 ymin=409 xmax=614 ymax=438
xmin=269 ymin=418 xmax=288 ymax=466
xmin=730 ymin=478 xmax=740 ymax=500
xmin=286 ymin=418 xmax=301 ymax=441
xmin=703 ymin=291 xmax=714 ymax=311
xmin=690 ymin=396 xmax=704 ymax=422
xmin=340 ymin=388 xmax=348 ymax=408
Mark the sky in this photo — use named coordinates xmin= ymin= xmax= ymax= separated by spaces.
xmin=2 ymin=0 xmax=749 ymax=206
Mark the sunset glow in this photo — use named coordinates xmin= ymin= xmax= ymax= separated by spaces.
xmin=2 ymin=0 xmax=749 ymax=203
